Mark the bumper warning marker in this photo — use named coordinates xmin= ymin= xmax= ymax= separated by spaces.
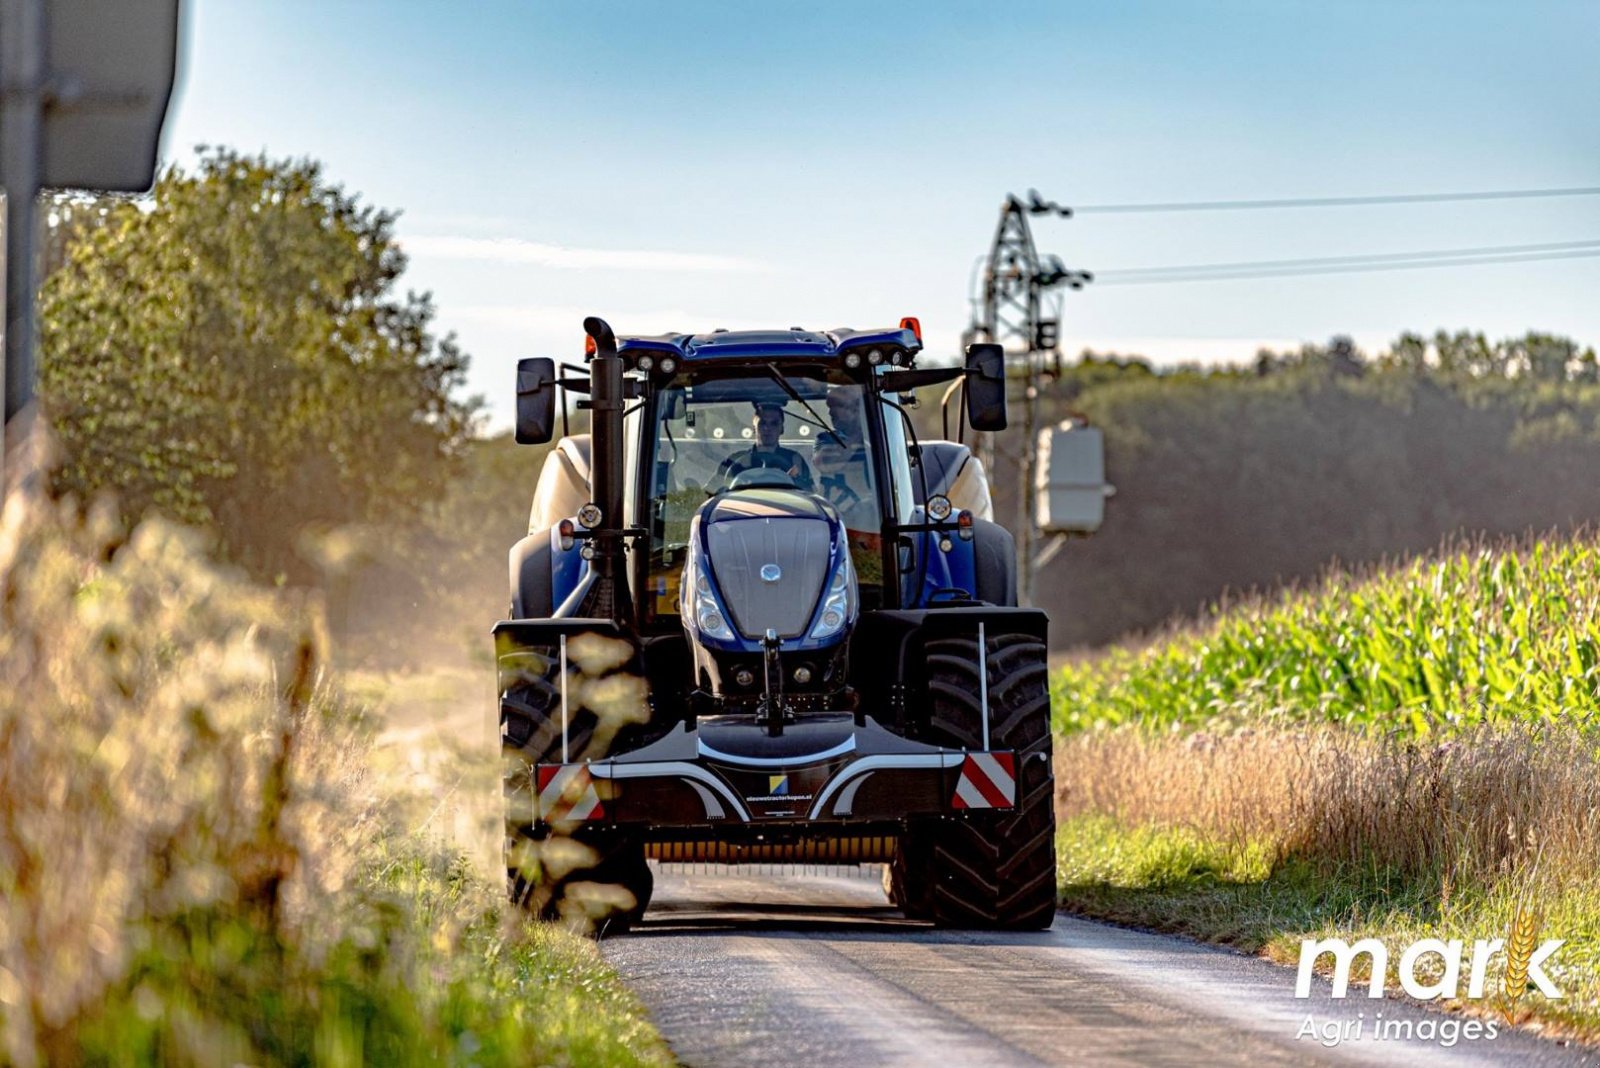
xmin=536 ymin=765 xmax=605 ymax=822
xmin=951 ymin=752 xmax=1016 ymax=810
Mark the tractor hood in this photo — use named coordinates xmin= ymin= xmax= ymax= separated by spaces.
xmin=681 ymin=488 xmax=856 ymax=650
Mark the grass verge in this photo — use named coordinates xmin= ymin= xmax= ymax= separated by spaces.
xmin=1054 ymin=725 xmax=1600 ymax=1042
xmin=0 ymin=490 xmax=669 ymax=1067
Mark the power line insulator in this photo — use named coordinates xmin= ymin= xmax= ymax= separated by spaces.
xmin=1034 ymin=319 xmax=1060 ymax=352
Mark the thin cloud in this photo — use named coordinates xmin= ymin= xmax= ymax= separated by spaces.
xmin=400 ymin=235 xmax=763 ymax=272
xmin=449 ymin=305 xmax=779 ymax=336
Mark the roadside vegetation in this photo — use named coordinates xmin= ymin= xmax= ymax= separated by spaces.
xmin=1051 ymin=533 xmax=1600 ymax=1040
xmin=1026 ymin=334 xmax=1600 ymax=646
xmin=0 ymin=461 xmax=667 ymax=1067
xmin=4 ymin=149 xmax=668 ymax=1065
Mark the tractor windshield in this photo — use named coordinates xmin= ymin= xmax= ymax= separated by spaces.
xmin=640 ymin=367 xmax=886 ymax=624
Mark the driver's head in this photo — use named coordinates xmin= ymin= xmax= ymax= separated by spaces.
xmin=753 ymin=404 xmax=784 ymax=447
xmin=826 ymin=388 xmax=861 ymax=441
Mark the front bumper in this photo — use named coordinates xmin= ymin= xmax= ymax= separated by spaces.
xmin=519 ymin=714 xmax=1022 ymax=831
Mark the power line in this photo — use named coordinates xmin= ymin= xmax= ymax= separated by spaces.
xmin=1072 ymin=186 xmax=1600 ymax=215
xmin=1100 ymin=238 xmax=1600 ymax=279
xmin=1096 ymin=246 xmax=1600 ymax=286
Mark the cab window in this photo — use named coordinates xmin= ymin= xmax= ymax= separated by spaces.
xmin=640 ymin=368 xmax=883 ymax=623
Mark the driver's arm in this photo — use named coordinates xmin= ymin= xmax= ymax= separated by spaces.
xmin=788 ymin=448 xmax=815 ymax=491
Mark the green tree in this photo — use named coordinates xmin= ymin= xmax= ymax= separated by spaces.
xmin=38 ymin=148 xmax=478 ymax=580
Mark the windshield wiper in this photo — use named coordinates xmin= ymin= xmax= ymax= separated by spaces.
xmin=763 ymin=363 xmax=844 ymax=447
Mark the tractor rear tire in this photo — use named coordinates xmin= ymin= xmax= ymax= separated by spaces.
xmin=883 ymin=832 xmax=933 ymax=920
xmin=971 ymin=520 xmax=1019 ymax=607
xmin=502 ymin=644 xmax=650 ymax=935
xmin=919 ymin=633 xmax=1056 ymax=930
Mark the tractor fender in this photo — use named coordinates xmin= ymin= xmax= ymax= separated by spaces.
xmin=508 ymin=530 xmax=552 ymax=620
xmin=848 ymin=606 xmax=1048 ymax=732
xmin=908 ymin=519 xmax=1012 ymax=607
xmin=509 ymin=525 xmax=587 ymax=619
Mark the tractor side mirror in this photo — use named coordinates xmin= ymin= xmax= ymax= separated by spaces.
xmin=515 ymin=357 xmax=558 ymax=444
xmin=964 ymin=343 xmax=1007 ymax=432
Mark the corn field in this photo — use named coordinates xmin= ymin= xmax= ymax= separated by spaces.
xmin=1054 ymin=531 xmax=1600 ymax=735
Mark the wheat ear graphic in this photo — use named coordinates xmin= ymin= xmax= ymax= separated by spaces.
xmin=1502 ymin=905 xmax=1541 ymax=1016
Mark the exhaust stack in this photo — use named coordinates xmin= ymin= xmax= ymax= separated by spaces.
xmin=580 ymin=316 xmax=633 ymax=627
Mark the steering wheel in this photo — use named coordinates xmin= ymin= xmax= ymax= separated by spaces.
xmin=727 ymin=467 xmax=799 ymax=491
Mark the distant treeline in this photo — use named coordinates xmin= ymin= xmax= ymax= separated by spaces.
xmin=1004 ymin=331 xmax=1600 ymax=647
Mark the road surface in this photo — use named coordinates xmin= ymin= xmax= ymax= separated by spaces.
xmin=603 ymin=866 xmax=1598 ymax=1068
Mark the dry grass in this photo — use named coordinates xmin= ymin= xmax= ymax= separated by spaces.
xmin=1059 ymin=724 xmax=1600 ymax=886
xmin=1056 ymin=723 xmax=1600 ymax=1039
xmin=0 ymin=480 xmax=668 ymax=1067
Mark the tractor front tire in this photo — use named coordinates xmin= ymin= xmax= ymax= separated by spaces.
xmin=918 ymin=633 xmax=1056 ymax=930
xmin=508 ymin=827 xmax=652 ymax=936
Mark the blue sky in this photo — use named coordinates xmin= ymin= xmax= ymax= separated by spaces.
xmin=163 ymin=1 xmax=1600 ymax=426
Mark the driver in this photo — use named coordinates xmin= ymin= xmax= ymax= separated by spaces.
xmin=714 ymin=403 xmax=814 ymax=490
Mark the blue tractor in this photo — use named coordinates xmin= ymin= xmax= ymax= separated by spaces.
xmin=497 ymin=316 xmax=1053 ymax=932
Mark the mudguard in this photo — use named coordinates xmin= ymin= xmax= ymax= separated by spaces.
xmin=848 ymin=606 xmax=1048 ymax=733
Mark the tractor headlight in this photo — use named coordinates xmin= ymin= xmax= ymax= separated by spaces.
xmin=809 ymin=549 xmax=855 ymax=640
xmin=683 ymin=557 xmax=735 ymax=641
xmin=698 ymin=604 xmax=732 ymax=637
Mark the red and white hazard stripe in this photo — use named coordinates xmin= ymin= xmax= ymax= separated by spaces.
xmin=951 ymin=752 xmax=1016 ymax=810
xmin=536 ymin=765 xmax=605 ymax=822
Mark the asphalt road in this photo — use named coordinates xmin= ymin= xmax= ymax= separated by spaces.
xmin=602 ymin=865 xmax=1599 ymax=1068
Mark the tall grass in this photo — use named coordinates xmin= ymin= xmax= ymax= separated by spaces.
xmin=1055 ymin=531 xmax=1600 ymax=735
xmin=0 ymin=486 xmax=667 ymax=1066
xmin=1058 ymin=725 xmax=1600 ymax=890
xmin=1055 ymin=725 xmax=1600 ymax=1034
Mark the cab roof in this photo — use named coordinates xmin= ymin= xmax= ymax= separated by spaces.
xmin=616 ymin=326 xmax=921 ymax=363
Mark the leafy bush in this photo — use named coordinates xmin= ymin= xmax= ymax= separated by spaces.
xmin=38 ymin=149 xmax=478 ymax=584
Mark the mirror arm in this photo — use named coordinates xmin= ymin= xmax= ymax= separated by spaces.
xmin=939 ymin=377 xmax=965 ymax=442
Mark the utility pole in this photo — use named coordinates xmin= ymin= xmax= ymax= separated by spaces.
xmin=1 ymin=0 xmax=44 ymax=436
xmin=0 ymin=0 xmax=180 ymax=480
xmin=963 ymin=191 xmax=1091 ymax=603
